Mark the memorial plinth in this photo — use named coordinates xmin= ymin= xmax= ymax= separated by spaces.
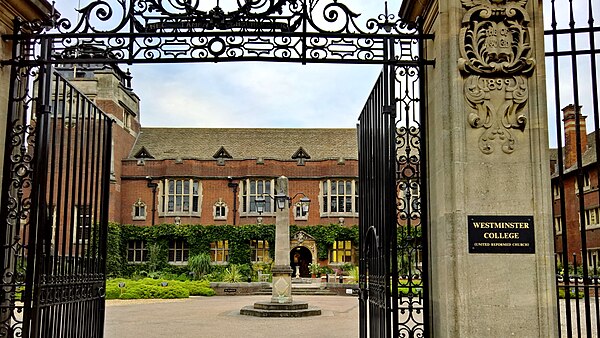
xmin=240 ymin=176 xmax=321 ymax=317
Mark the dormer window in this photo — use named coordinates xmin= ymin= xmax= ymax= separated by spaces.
xmin=292 ymin=147 xmax=311 ymax=166
xmin=133 ymin=146 xmax=154 ymax=159
xmin=213 ymin=146 xmax=232 ymax=166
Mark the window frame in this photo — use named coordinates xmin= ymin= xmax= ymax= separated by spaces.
xmin=240 ymin=178 xmax=275 ymax=216
xmin=159 ymin=178 xmax=202 ymax=217
xmin=329 ymin=240 xmax=354 ymax=264
xmin=294 ymin=201 xmax=309 ymax=221
xmin=127 ymin=240 xmax=149 ymax=263
xmin=74 ymin=205 xmax=92 ymax=243
xmin=213 ymin=199 xmax=228 ymax=220
xmin=210 ymin=240 xmax=229 ymax=264
xmin=321 ymin=179 xmax=358 ymax=217
xmin=132 ymin=198 xmax=147 ymax=220
xmin=584 ymin=207 xmax=600 ymax=229
xmin=168 ymin=239 xmax=189 ymax=264
xmin=250 ymin=239 xmax=270 ymax=263
xmin=554 ymin=216 xmax=563 ymax=234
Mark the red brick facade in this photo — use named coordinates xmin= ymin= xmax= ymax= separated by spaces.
xmin=120 ymin=158 xmax=359 ymax=226
xmin=552 ymin=105 xmax=600 ymax=268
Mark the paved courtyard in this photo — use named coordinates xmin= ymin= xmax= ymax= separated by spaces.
xmin=104 ymin=295 xmax=359 ymax=338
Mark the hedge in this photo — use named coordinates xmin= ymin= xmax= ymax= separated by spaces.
xmin=106 ymin=278 xmax=215 ymax=299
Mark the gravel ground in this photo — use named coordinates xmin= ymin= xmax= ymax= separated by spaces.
xmin=104 ymin=295 xmax=359 ymax=338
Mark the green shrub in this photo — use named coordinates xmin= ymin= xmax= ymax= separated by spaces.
xmin=182 ymin=280 xmax=215 ymax=296
xmin=105 ymin=278 xmax=214 ymax=299
xmin=348 ymin=266 xmax=359 ymax=283
xmin=223 ymin=264 xmax=243 ymax=282
xmin=188 ymin=253 xmax=211 ymax=280
xmin=106 ymin=284 xmax=121 ymax=300
xmin=558 ymin=287 xmax=584 ymax=299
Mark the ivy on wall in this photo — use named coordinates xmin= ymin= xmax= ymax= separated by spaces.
xmin=108 ymin=222 xmax=360 ymax=275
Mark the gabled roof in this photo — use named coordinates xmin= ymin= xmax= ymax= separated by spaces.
xmin=213 ymin=146 xmax=233 ymax=159
xmin=133 ymin=146 xmax=154 ymax=159
xmin=291 ymin=147 xmax=311 ymax=160
xmin=129 ymin=128 xmax=358 ymax=161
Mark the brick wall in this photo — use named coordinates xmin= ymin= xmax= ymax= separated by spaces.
xmin=119 ymin=158 xmax=359 ymax=227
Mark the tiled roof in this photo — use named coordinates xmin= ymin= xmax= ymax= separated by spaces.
xmin=129 ymin=128 xmax=358 ymax=161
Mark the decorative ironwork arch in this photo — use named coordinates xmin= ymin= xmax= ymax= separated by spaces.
xmin=4 ymin=0 xmax=430 ymax=66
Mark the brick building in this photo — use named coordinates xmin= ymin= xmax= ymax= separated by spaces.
xmin=59 ymin=64 xmax=360 ymax=275
xmin=551 ymin=104 xmax=600 ymax=270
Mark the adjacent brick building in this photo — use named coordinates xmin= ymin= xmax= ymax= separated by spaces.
xmin=551 ymin=104 xmax=600 ymax=270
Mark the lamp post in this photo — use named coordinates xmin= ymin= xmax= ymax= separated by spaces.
xmin=255 ymin=176 xmax=310 ymax=304
xmin=146 ymin=176 xmax=158 ymax=226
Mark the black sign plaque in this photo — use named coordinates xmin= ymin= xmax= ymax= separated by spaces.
xmin=468 ymin=215 xmax=535 ymax=254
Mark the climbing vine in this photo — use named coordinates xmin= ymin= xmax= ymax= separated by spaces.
xmin=108 ymin=222 xmax=359 ymax=276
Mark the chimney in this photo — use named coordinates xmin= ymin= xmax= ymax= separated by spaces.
xmin=563 ymin=104 xmax=587 ymax=168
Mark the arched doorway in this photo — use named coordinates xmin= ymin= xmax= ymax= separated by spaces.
xmin=290 ymin=246 xmax=312 ymax=278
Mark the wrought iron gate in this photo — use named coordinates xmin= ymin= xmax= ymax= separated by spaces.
xmin=0 ymin=23 xmax=113 ymax=337
xmin=1 ymin=1 xmax=432 ymax=337
xmin=358 ymin=40 xmax=428 ymax=338
xmin=545 ymin=0 xmax=600 ymax=336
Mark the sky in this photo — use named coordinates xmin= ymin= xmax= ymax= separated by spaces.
xmin=542 ymin=0 xmax=600 ymax=148
xmin=56 ymin=0 xmax=392 ymax=128
xmin=55 ymin=0 xmax=599 ymax=146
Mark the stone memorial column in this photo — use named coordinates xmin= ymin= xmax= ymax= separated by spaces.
xmin=400 ymin=0 xmax=557 ymax=336
xmin=271 ymin=176 xmax=293 ymax=303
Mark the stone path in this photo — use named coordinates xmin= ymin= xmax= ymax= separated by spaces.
xmin=104 ymin=295 xmax=359 ymax=338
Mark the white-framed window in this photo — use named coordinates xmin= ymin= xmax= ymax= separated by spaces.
xmin=329 ymin=240 xmax=354 ymax=263
xmin=575 ymin=172 xmax=592 ymax=193
xmin=554 ymin=216 xmax=563 ymax=234
xmin=132 ymin=198 xmax=146 ymax=220
xmin=213 ymin=199 xmax=228 ymax=220
xmin=588 ymin=249 xmax=600 ymax=271
xmin=240 ymin=179 xmax=275 ymax=215
xmin=584 ymin=207 xmax=600 ymax=228
xmin=74 ymin=205 xmax=92 ymax=243
xmin=168 ymin=239 xmax=189 ymax=264
xmin=584 ymin=172 xmax=592 ymax=190
xmin=552 ymin=183 xmax=561 ymax=199
xmin=127 ymin=240 xmax=149 ymax=263
xmin=160 ymin=178 xmax=201 ymax=216
xmin=294 ymin=202 xmax=308 ymax=220
xmin=210 ymin=240 xmax=229 ymax=263
xmin=321 ymin=179 xmax=358 ymax=216
xmin=250 ymin=240 xmax=269 ymax=262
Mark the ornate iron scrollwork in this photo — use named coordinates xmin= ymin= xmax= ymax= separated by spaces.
xmin=458 ymin=0 xmax=535 ymax=154
xmin=28 ymin=0 xmax=425 ymax=65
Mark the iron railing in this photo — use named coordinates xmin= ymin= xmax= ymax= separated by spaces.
xmin=545 ymin=0 xmax=600 ymax=336
xmin=358 ymin=51 xmax=428 ymax=337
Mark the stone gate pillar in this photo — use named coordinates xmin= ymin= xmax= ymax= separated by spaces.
xmin=400 ymin=0 xmax=557 ymax=336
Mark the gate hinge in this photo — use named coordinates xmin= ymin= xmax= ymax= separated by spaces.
xmin=383 ymin=105 xmax=396 ymax=116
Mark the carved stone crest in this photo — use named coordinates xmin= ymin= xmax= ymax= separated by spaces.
xmin=458 ymin=0 xmax=536 ymax=154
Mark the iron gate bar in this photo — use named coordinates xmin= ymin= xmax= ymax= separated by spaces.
xmin=546 ymin=0 xmax=600 ymax=336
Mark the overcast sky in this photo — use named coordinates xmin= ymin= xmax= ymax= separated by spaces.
xmin=58 ymin=1 xmax=393 ymax=128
